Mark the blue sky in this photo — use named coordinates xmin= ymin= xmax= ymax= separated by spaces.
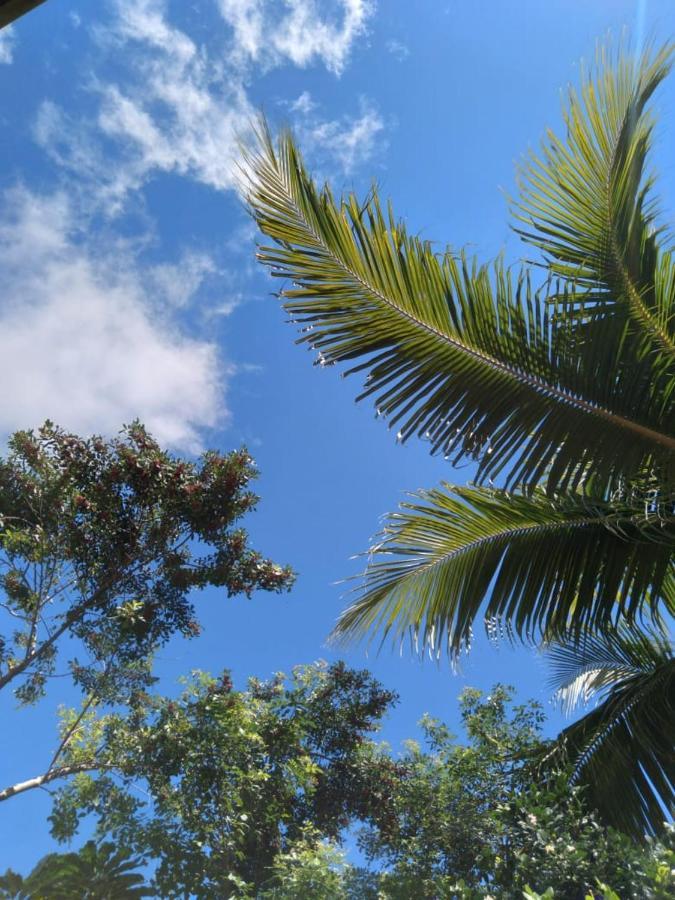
xmin=1 ymin=0 xmax=674 ymax=870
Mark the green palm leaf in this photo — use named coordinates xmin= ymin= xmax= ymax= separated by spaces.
xmin=0 ymin=841 xmax=152 ymax=899
xmin=514 ymin=44 xmax=675 ymax=365
xmin=243 ymin=42 xmax=675 ymax=842
xmin=546 ymin=626 xmax=674 ymax=839
xmin=244 ymin=126 xmax=675 ymax=493
xmin=332 ymin=485 xmax=675 ymax=655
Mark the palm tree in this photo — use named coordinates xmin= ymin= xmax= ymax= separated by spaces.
xmin=0 ymin=841 xmax=152 ymax=899
xmin=243 ymin=44 xmax=675 ymax=836
xmin=546 ymin=624 xmax=673 ymax=839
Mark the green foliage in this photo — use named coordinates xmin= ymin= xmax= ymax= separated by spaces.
xmin=0 ymin=841 xmax=151 ymax=898
xmin=335 ymin=485 xmax=673 ymax=656
xmin=48 ymin=661 xmax=398 ymax=898
xmin=258 ymin=828 xmax=348 ymax=899
xmin=243 ymin=44 xmax=675 ymax=837
xmin=0 ymin=422 xmax=292 ymax=803
xmin=358 ymin=686 xmax=654 ymax=898
xmin=523 ymin=884 xmax=621 ymax=900
xmin=244 ymin=121 xmax=674 ymax=499
xmin=546 ymin=625 xmax=674 ymax=837
xmin=513 ymin=45 xmax=675 ymax=366
xmin=44 ymin=674 xmax=671 ymax=898
xmin=643 ymin=824 xmax=675 ymax=897
xmin=244 ymin=45 xmax=675 ymax=651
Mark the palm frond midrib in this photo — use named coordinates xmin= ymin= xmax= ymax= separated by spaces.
xmin=367 ymin=514 xmax=601 ymax=582
xmin=267 ymin=156 xmax=675 ymax=454
xmin=569 ymin=660 xmax=674 ymax=783
xmin=517 ymin=47 xmax=675 ymax=360
xmin=602 ymin=80 xmax=675 ymax=357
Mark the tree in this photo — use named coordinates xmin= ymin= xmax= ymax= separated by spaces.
xmin=358 ymin=685 xmax=661 ymax=898
xmin=38 ymin=674 xmax=672 ymax=898
xmin=243 ymin=45 xmax=675 ymax=834
xmin=0 ymin=841 xmax=151 ymax=899
xmin=0 ymin=422 xmax=293 ymax=802
xmin=46 ymin=661 xmax=399 ymax=899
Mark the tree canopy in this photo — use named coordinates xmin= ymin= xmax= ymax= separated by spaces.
xmin=13 ymin=669 xmax=673 ymax=898
xmin=0 ymin=422 xmax=293 ymax=802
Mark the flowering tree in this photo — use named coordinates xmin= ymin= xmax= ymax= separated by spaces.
xmin=0 ymin=422 xmax=293 ymax=801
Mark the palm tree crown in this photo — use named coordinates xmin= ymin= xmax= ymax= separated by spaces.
xmin=244 ymin=44 xmax=675 ymax=836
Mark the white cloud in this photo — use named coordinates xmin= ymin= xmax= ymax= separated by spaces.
xmin=289 ymin=90 xmax=316 ymax=115
xmin=97 ymin=77 xmax=252 ymax=195
xmin=0 ymin=27 xmax=15 ymax=64
xmin=217 ymin=0 xmax=374 ymax=75
xmin=302 ymin=102 xmax=385 ymax=174
xmin=34 ymin=101 xmax=136 ymax=215
xmin=36 ymin=0 xmax=255 ymax=212
xmin=211 ymin=292 xmax=245 ymax=317
xmin=19 ymin=0 xmax=382 ymax=453
xmin=35 ymin=0 xmax=380 ymax=212
xmin=110 ymin=0 xmax=199 ymax=64
xmin=386 ymin=38 xmax=409 ymax=61
xmin=217 ymin=0 xmax=264 ymax=61
xmin=0 ymin=188 xmax=223 ymax=451
xmin=146 ymin=252 xmax=217 ymax=309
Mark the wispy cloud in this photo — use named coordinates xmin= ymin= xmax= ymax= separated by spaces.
xmin=300 ymin=101 xmax=386 ymax=175
xmin=386 ymin=38 xmax=409 ymax=61
xmin=36 ymin=1 xmax=255 ymax=213
xmin=289 ymin=90 xmax=317 ymax=115
xmin=0 ymin=27 xmax=15 ymax=64
xmin=217 ymin=0 xmax=374 ymax=75
xmin=146 ymin=252 xmax=218 ymax=310
xmin=17 ymin=0 xmax=382 ymax=451
xmin=284 ymin=91 xmax=387 ymax=178
xmin=35 ymin=0 xmax=380 ymax=212
xmin=0 ymin=188 xmax=223 ymax=450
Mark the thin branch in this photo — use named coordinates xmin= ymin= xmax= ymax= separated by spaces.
xmin=0 ymin=569 xmax=123 ymax=693
xmin=47 ymin=693 xmax=99 ymax=773
xmin=0 ymin=607 xmax=79 ymax=692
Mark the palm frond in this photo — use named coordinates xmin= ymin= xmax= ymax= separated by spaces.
xmin=546 ymin=626 xmax=674 ymax=839
xmin=548 ymin=622 xmax=671 ymax=712
xmin=332 ymin=485 xmax=675 ymax=656
xmin=243 ymin=125 xmax=675 ymax=493
xmin=12 ymin=841 xmax=152 ymax=898
xmin=514 ymin=43 xmax=675 ymax=363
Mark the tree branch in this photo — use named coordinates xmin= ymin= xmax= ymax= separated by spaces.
xmin=0 ymin=605 xmax=80 ymax=692
xmin=0 ymin=762 xmax=114 ymax=803
xmin=0 ymin=569 xmax=123 ymax=693
xmin=47 ymin=693 xmax=99 ymax=773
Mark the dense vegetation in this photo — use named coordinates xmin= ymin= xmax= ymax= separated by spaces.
xmin=3 ymin=667 xmax=673 ymax=897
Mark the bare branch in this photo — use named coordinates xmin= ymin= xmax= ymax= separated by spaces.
xmin=0 ymin=762 xmax=114 ymax=803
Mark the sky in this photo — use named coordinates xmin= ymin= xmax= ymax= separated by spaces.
xmin=1 ymin=0 xmax=674 ymax=870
